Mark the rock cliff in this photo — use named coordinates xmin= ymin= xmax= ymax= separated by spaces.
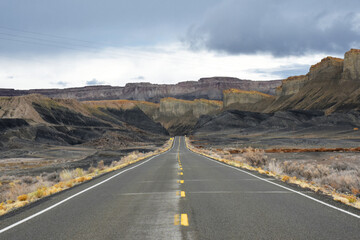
xmin=275 ymin=75 xmax=309 ymax=97
xmin=0 ymin=77 xmax=281 ymax=102
xmin=342 ymin=49 xmax=360 ymax=81
xmin=223 ymin=89 xmax=275 ymax=111
xmin=266 ymin=49 xmax=360 ymax=113
xmin=155 ymin=97 xmax=222 ymax=135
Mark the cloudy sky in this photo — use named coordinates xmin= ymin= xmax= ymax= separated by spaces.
xmin=0 ymin=0 xmax=359 ymax=89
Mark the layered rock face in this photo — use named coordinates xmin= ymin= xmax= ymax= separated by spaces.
xmin=308 ymin=57 xmax=344 ymax=82
xmin=224 ymin=89 xmax=275 ymax=106
xmin=275 ymin=75 xmax=309 ymax=97
xmin=159 ymin=98 xmax=222 ymax=118
xmin=0 ymin=77 xmax=281 ymax=102
xmin=343 ymin=49 xmax=360 ymax=81
xmin=156 ymin=97 xmax=222 ymax=135
xmin=266 ymin=49 xmax=360 ymax=113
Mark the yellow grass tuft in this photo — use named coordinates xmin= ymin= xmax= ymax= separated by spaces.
xmin=281 ymin=176 xmax=290 ymax=182
xmin=17 ymin=194 xmax=28 ymax=201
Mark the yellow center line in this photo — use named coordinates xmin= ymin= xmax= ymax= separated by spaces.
xmin=177 ymin=180 xmax=184 ymax=184
xmin=181 ymin=191 xmax=186 ymax=197
xmin=174 ymin=214 xmax=189 ymax=226
xmin=174 ymin=214 xmax=180 ymax=225
xmin=181 ymin=214 xmax=189 ymax=226
xmin=178 ymin=172 xmax=183 ymax=175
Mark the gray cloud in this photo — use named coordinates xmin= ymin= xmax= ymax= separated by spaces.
xmin=186 ymin=0 xmax=360 ymax=56
xmin=86 ymin=79 xmax=105 ymax=86
xmin=251 ymin=64 xmax=310 ymax=79
xmin=0 ymin=0 xmax=218 ymax=55
xmin=55 ymin=81 xmax=68 ymax=87
xmin=131 ymin=76 xmax=145 ymax=80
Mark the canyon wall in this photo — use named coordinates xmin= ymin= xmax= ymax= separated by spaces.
xmin=275 ymin=75 xmax=309 ymax=97
xmin=266 ymin=49 xmax=360 ymax=113
xmin=0 ymin=77 xmax=281 ymax=102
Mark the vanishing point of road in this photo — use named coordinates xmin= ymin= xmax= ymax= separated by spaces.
xmin=1 ymin=137 xmax=360 ymax=239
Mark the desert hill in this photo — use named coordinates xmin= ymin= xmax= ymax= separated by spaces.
xmin=0 ymin=95 xmax=168 ymax=150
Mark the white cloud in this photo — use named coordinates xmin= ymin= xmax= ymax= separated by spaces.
xmin=0 ymin=43 xmax=329 ymax=90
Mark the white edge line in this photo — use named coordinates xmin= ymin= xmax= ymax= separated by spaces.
xmin=186 ymin=142 xmax=360 ymax=219
xmin=0 ymin=138 xmax=177 ymax=234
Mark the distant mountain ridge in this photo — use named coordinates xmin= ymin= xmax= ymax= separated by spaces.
xmin=0 ymin=77 xmax=281 ymax=102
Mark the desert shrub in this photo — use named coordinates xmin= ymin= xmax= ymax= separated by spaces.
xmin=243 ymin=147 xmax=268 ymax=167
xmin=320 ymin=170 xmax=360 ymax=193
xmin=87 ymin=166 xmax=96 ymax=173
xmin=21 ymin=176 xmax=36 ymax=184
xmin=97 ymin=160 xmax=105 ymax=170
xmin=268 ymin=160 xmax=283 ymax=174
xmin=110 ymin=161 xmax=118 ymax=167
xmin=60 ymin=169 xmax=74 ymax=182
xmin=3 ymin=183 xmax=28 ymax=201
xmin=45 ymin=172 xmax=59 ymax=182
xmin=75 ymin=168 xmax=84 ymax=177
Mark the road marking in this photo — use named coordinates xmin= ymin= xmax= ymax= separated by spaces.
xmin=187 ymin=191 xmax=291 ymax=194
xmin=118 ymin=192 xmax=177 ymax=196
xmin=0 ymin=138 xmax=177 ymax=234
xmin=190 ymin=147 xmax=360 ymax=219
xmin=181 ymin=214 xmax=189 ymax=226
xmin=182 ymin=178 xmax=260 ymax=182
xmin=179 ymin=167 xmax=183 ymax=170
xmin=174 ymin=214 xmax=189 ymax=226
xmin=177 ymin=180 xmax=184 ymax=184
xmin=174 ymin=214 xmax=180 ymax=225
xmin=178 ymin=172 xmax=183 ymax=175
xmin=181 ymin=191 xmax=186 ymax=197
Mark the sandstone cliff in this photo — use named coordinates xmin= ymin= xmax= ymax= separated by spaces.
xmin=0 ymin=77 xmax=281 ymax=102
xmin=275 ymin=75 xmax=309 ymax=97
xmin=155 ymin=97 xmax=222 ymax=135
xmin=223 ymin=89 xmax=275 ymax=111
xmin=342 ymin=49 xmax=360 ymax=81
xmin=265 ymin=49 xmax=360 ymax=113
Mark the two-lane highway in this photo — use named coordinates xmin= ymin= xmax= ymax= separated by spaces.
xmin=1 ymin=136 xmax=360 ymax=239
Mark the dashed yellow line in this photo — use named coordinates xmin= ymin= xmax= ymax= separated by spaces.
xmin=174 ymin=214 xmax=180 ymax=225
xmin=174 ymin=214 xmax=189 ymax=226
xmin=178 ymin=172 xmax=183 ymax=176
xmin=181 ymin=214 xmax=189 ymax=226
xmin=177 ymin=180 xmax=184 ymax=184
xmin=176 ymin=191 xmax=186 ymax=197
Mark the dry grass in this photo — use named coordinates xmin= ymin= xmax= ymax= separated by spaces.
xmin=186 ymin=137 xmax=360 ymax=210
xmin=0 ymin=137 xmax=174 ymax=216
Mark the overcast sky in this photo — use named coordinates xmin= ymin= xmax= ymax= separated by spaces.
xmin=0 ymin=0 xmax=359 ymax=89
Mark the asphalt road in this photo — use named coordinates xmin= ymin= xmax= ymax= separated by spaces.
xmin=1 ymin=136 xmax=360 ymax=239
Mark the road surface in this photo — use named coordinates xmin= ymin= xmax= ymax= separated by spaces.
xmin=1 ymin=136 xmax=360 ymax=239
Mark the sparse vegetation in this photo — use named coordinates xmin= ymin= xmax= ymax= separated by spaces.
xmin=186 ymin=137 xmax=360 ymax=210
xmin=0 ymin=138 xmax=173 ymax=216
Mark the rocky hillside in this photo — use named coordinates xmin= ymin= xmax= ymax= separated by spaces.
xmin=223 ymin=89 xmax=275 ymax=112
xmin=0 ymin=95 xmax=168 ymax=150
xmin=0 ymin=77 xmax=281 ymax=102
xmin=266 ymin=49 xmax=360 ymax=113
xmin=155 ymin=98 xmax=222 ymax=135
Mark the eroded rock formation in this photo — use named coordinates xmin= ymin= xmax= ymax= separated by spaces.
xmin=0 ymin=77 xmax=281 ymax=102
